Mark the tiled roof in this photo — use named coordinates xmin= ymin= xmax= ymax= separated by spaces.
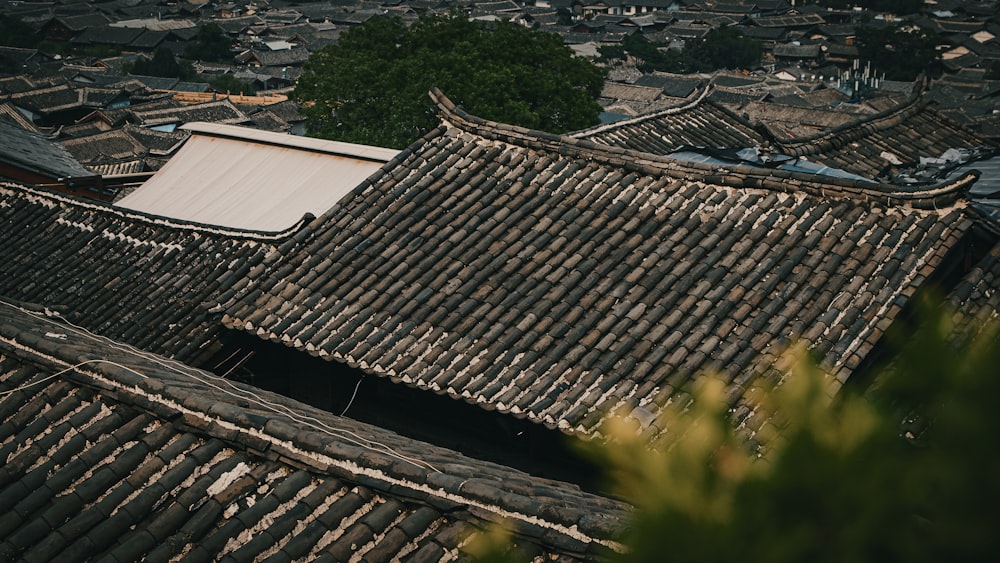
xmin=576 ymin=85 xmax=998 ymax=184
xmin=220 ymin=89 xmax=982 ymax=439
xmin=0 ymin=181 xmax=305 ymax=366
xmin=57 ymin=126 xmax=188 ymax=168
xmin=0 ymin=120 xmax=93 ymax=180
xmin=0 ymin=299 xmax=626 ymax=561
xmin=7 ymin=82 xmax=82 ymax=115
xmin=773 ymin=96 xmax=999 ymax=182
xmin=129 ymin=99 xmax=251 ymax=127
xmin=576 ymin=86 xmax=767 ymax=153
xmin=945 ymin=238 xmax=1000 ymax=341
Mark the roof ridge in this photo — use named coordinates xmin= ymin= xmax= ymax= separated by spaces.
xmin=0 ymin=180 xmax=310 ymax=240
xmin=764 ymin=75 xmax=967 ymax=150
xmin=570 ymin=82 xmax=717 ymax=138
xmin=428 ymin=88 xmax=979 ymax=209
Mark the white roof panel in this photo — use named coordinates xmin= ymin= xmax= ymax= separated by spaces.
xmin=116 ymin=123 xmax=398 ymax=231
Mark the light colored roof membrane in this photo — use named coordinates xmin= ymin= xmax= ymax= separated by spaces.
xmin=182 ymin=121 xmax=400 ymax=161
xmin=116 ymin=124 xmax=399 ymax=231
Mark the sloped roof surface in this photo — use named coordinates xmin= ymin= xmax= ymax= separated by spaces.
xmin=58 ymin=126 xmax=188 ymax=166
xmin=0 ymin=181 xmax=304 ymax=366
xmin=0 ymin=299 xmax=625 ymax=561
xmin=221 ymin=90 xmax=979 ymax=438
xmin=945 ymin=238 xmax=1000 ymax=340
xmin=117 ymin=122 xmax=399 ymax=231
xmin=775 ymin=98 xmax=999 ymax=181
xmin=0 ymin=120 xmax=92 ymax=180
xmin=130 ymin=99 xmax=250 ymax=127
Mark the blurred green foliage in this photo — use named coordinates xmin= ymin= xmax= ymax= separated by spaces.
xmin=470 ymin=302 xmax=1000 ymax=561
xmin=601 ymin=303 xmax=998 ymax=562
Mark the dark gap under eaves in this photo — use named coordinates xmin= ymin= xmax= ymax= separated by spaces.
xmin=842 ymin=226 xmax=999 ymax=395
xmin=204 ymin=330 xmax=606 ymax=495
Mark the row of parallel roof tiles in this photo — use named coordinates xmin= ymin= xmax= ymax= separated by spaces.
xmin=0 ymin=300 xmax=628 ymax=561
xmin=224 ymin=119 xmax=974 ymax=437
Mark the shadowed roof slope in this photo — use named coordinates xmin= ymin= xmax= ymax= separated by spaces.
xmin=945 ymin=238 xmax=1000 ymax=341
xmin=0 ymin=120 xmax=93 ymax=181
xmin=221 ymin=89 xmax=985 ymax=439
xmin=0 ymin=181 xmax=309 ymax=366
xmin=0 ymin=299 xmax=626 ymax=561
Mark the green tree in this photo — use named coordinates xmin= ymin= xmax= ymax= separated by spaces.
xmin=0 ymin=14 xmax=39 ymax=49
xmin=294 ymin=14 xmax=606 ymax=148
xmin=127 ymin=48 xmax=196 ymax=80
xmin=184 ymin=23 xmax=233 ymax=63
xmin=601 ymin=34 xmax=704 ymax=74
xmin=600 ymin=28 xmax=762 ymax=74
xmin=856 ymin=25 xmax=941 ymax=81
xmin=210 ymin=73 xmax=256 ymax=95
xmin=685 ymin=27 xmax=763 ymax=71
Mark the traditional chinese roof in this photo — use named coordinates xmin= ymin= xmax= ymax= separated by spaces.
xmin=773 ymin=95 xmax=999 ymax=182
xmin=219 ymin=89 xmax=985 ymax=440
xmin=128 ymin=99 xmax=251 ymax=127
xmin=578 ymin=85 xmax=998 ymax=184
xmin=0 ymin=181 xmax=303 ymax=366
xmin=945 ymin=237 xmax=1000 ymax=341
xmin=58 ymin=125 xmax=188 ymax=171
xmin=575 ymin=86 xmax=767 ymax=153
xmin=0 ymin=120 xmax=93 ymax=181
xmin=0 ymin=298 xmax=626 ymax=561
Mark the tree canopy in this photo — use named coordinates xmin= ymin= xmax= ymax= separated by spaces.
xmin=856 ymin=24 xmax=941 ymax=81
xmin=294 ymin=14 xmax=606 ymax=149
xmin=183 ymin=23 xmax=233 ymax=63
xmin=126 ymin=48 xmax=196 ymax=80
xmin=0 ymin=14 xmax=39 ymax=49
xmin=600 ymin=27 xmax=762 ymax=74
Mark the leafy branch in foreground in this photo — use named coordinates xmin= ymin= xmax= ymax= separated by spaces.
xmin=469 ymin=303 xmax=1000 ymax=561
xmin=596 ymin=304 xmax=998 ymax=563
